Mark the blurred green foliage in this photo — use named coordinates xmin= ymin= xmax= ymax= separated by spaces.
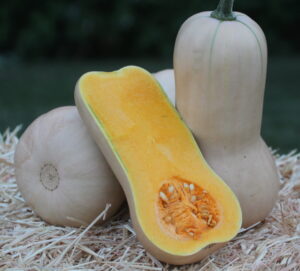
xmin=0 ymin=57 xmax=299 ymax=153
xmin=0 ymin=0 xmax=299 ymax=152
xmin=0 ymin=0 xmax=299 ymax=60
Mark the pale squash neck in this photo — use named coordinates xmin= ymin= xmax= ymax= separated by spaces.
xmin=211 ymin=0 xmax=236 ymax=21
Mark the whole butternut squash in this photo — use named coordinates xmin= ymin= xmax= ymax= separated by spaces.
xmin=15 ymin=107 xmax=124 ymax=227
xmin=174 ymin=0 xmax=279 ymax=227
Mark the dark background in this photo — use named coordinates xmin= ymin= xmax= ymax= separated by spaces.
xmin=0 ymin=0 xmax=299 ymax=152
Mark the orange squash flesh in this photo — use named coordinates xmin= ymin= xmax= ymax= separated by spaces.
xmin=77 ymin=66 xmax=242 ymax=257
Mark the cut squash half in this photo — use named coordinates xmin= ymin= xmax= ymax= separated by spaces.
xmin=75 ymin=66 xmax=242 ymax=264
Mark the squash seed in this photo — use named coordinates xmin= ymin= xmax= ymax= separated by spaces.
xmin=168 ymin=185 xmax=174 ymax=193
xmin=160 ymin=191 xmax=168 ymax=202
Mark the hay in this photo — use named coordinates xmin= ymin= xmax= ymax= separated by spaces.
xmin=0 ymin=127 xmax=299 ymax=271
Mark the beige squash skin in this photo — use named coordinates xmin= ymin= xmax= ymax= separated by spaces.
xmin=174 ymin=11 xmax=279 ymax=227
xmin=153 ymin=69 xmax=175 ymax=105
xmin=14 ymin=106 xmax=125 ymax=227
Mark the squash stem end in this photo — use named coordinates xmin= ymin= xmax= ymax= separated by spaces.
xmin=211 ymin=0 xmax=236 ymax=21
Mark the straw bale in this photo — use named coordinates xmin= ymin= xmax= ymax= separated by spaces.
xmin=0 ymin=127 xmax=299 ymax=270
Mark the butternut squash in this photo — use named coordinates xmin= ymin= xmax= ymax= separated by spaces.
xmin=75 ymin=66 xmax=242 ymax=264
xmin=174 ymin=0 xmax=279 ymax=227
xmin=153 ymin=69 xmax=175 ymax=105
xmin=14 ymin=106 xmax=124 ymax=227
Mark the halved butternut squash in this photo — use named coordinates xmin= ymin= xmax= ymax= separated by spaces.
xmin=75 ymin=66 xmax=242 ymax=264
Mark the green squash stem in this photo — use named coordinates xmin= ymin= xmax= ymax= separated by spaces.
xmin=211 ymin=0 xmax=236 ymax=21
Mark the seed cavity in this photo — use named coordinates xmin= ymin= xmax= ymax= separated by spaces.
xmin=158 ymin=177 xmax=219 ymax=240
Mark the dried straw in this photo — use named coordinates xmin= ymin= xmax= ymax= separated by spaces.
xmin=0 ymin=127 xmax=299 ymax=270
